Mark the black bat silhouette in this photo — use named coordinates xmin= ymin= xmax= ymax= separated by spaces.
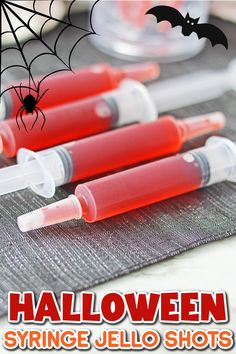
xmin=146 ymin=5 xmax=228 ymax=49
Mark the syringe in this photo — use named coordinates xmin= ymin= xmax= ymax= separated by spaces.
xmin=0 ymin=112 xmax=225 ymax=198
xmin=18 ymin=136 xmax=236 ymax=232
xmin=0 ymin=80 xmax=156 ymax=158
xmin=1 ymin=60 xmax=235 ymax=158
xmin=148 ymin=59 xmax=236 ymax=112
xmin=0 ymin=62 xmax=160 ymax=120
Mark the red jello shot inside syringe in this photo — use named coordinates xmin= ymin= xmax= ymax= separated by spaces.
xmin=0 ymin=62 xmax=160 ymax=121
xmin=17 ymin=155 xmax=205 ymax=231
xmin=0 ymin=112 xmax=225 ymax=198
xmin=18 ymin=137 xmax=236 ymax=232
xmin=0 ymin=80 xmax=157 ymax=158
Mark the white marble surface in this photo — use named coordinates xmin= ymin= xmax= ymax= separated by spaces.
xmin=0 ymin=235 xmax=235 ymax=353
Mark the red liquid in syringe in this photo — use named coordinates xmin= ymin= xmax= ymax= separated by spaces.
xmin=18 ymin=136 xmax=236 ymax=232
xmin=18 ymin=152 xmax=204 ymax=230
xmin=75 ymin=154 xmax=204 ymax=222
xmin=0 ymin=112 xmax=225 ymax=198
xmin=1 ymin=62 xmax=159 ymax=120
xmin=0 ymin=80 xmax=156 ymax=158
xmin=65 ymin=113 xmax=225 ymax=181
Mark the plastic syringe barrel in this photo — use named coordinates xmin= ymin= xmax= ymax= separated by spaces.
xmin=148 ymin=59 xmax=236 ymax=113
xmin=62 ymin=112 xmax=225 ymax=181
xmin=0 ymin=79 xmax=157 ymax=158
xmin=74 ymin=137 xmax=236 ymax=222
xmin=18 ymin=152 xmax=204 ymax=231
xmin=0 ymin=62 xmax=160 ymax=120
xmin=0 ymin=112 xmax=225 ymax=199
xmin=17 ymin=137 xmax=236 ymax=232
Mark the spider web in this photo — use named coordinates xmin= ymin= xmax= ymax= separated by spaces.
xmin=0 ymin=0 xmax=100 ymax=98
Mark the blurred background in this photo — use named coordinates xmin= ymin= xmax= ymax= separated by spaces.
xmin=2 ymin=1 xmax=236 ymax=61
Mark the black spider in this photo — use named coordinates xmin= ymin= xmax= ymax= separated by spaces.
xmin=12 ymin=83 xmax=48 ymax=131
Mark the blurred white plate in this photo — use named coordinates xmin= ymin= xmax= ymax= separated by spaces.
xmin=2 ymin=0 xmax=66 ymax=45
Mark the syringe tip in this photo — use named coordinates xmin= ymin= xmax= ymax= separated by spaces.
xmin=18 ymin=209 xmax=45 ymax=233
xmin=18 ymin=195 xmax=82 ymax=232
xmin=180 ymin=112 xmax=226 ymax=142
xmin=121 ymin=62 xmax=160 ymax=82
xmin=209 ymin=112 xmax=226 ymax=130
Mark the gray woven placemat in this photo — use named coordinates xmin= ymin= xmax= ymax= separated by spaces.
xmin=0 ymin=14 xmax=235 ymax=317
